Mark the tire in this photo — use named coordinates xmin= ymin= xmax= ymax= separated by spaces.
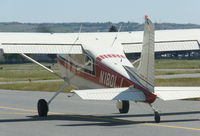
xmin=154 ymin=111 xmax=160 ymax=123
xmin=117 ymin=100 xmax=130 ymax=114
xmin=37 ymin=99 xmax=48 ymax=117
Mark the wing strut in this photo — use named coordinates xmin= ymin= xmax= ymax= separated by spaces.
xmin=20 ymin=53 xmax=63 ymax=79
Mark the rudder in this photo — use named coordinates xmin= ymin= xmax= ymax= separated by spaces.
xmin=137 ymin=16 xmax=155 ymax=92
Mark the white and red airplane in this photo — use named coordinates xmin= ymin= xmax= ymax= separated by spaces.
xmin=1 ymin=16 xmax=200 ymax=123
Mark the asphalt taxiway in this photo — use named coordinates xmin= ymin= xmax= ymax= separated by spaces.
xmin=0 ymin=89 xmax=200 ymax=136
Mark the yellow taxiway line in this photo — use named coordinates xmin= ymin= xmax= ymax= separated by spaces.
xmin=0 ymin=112 xmax=34 ymax=115
xmin=0 ymin=106 xmax=62 ymax=115
xmin=0 ymin=106 xmax=200 ymax=131
xmin=144 ymin=123 xmax=200 ymax=131
xmin=0 ymin=106 xmax=37 ymax=113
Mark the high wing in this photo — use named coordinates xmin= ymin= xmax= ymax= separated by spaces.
xmin=1 ymin=43 xmax=82 ymax=54
xmin=0 ymin=29 xmax=200 ymax=55
xmin=154 ymin=87 xmax=200 ymax=101
xmin=0 ymin=33 xmax=83 ymax=54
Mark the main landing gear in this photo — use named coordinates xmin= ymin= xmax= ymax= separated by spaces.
xmin=116 ymin=100 xmax=130 ymax=113
xmin=37 ymin=83 xmax=68 ymax=117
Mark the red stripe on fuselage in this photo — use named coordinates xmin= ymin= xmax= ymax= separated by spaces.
xmin=57 ymin=57 xmax=156 ymax=103
xmin=96 ymin=54 xmax=126 ymax=61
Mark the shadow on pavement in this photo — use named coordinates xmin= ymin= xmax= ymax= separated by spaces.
xmin=0 ymin=111 xmax=199 ymax=127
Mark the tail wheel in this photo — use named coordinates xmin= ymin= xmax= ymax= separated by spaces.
xmin=37 ymin=99 xmax=49 ymax=117
xmin=116 ymin=100 xmax=130 ymax=113
xmin=154 ymin=111 xmax=160 ymax=123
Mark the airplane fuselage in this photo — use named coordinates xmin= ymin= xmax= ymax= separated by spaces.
xmin=57 ymin=53 xmax=156 ymax=103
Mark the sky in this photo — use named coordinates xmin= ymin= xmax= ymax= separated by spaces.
xmin=0 ymin=0 xmax=200 ymax=24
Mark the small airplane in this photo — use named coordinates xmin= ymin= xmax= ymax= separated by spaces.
xmin=1 ymin=16 xmax=200 ymax=123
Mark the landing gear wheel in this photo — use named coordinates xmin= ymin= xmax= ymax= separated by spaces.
xmin=116 ymin=100 xmax=130 ymax=114
xmin=154 ymin=111 xmax=160 ymax=123
xmin=37 ymin=99 xmax=49 ymax=117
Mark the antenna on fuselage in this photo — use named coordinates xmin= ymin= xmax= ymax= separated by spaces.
xmin=111 ymin=24 xmax=122 ymax=47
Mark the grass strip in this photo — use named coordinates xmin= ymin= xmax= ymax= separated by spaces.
xmin=0 ymin=82 xmax=74 ymax=92
xmin=155 ymin=70 xmax=200 ymax=75
xmin=155 ymin=59 xmax=200 ymax=69
xmin=156 ymin=78 xmax=200 ymax=86
xmin=0 ymin=70 xmax=60 ymax=82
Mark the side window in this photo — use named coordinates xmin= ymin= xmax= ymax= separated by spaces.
xmin=67 ymin=54 xmax=94 ymax=74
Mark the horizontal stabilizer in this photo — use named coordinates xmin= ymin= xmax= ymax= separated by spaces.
xmin=155 ymin=87 xmax=200 ymax=100
xmin=74 ymin=87 xmax=145 ymax=101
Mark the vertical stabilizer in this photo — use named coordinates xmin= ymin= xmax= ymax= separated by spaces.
xmin=137 ymin=16 xmax=155 ymax=92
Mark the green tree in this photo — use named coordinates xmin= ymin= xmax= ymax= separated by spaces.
xmin=109 ymin=25 xmax=118 ymax=32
